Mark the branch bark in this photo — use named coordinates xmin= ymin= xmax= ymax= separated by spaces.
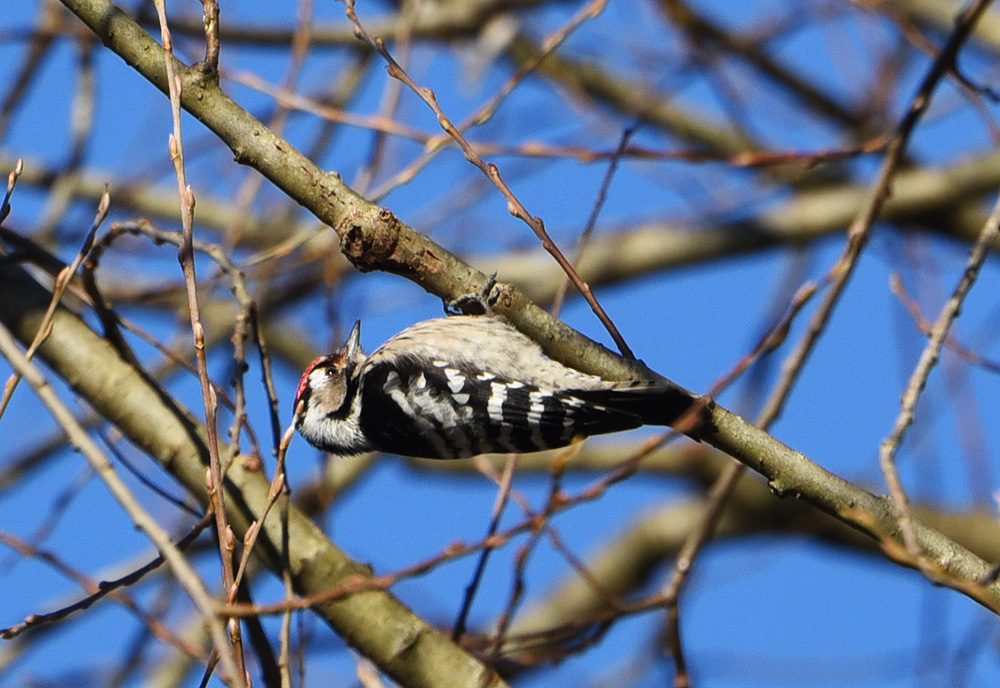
xmin=49 ymin=0 xmax=1000 ymax=629
xmin=0 ymin=261 xmax=506 ymax=688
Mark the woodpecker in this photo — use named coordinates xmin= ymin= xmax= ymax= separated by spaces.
xmin=293 ymin=315 xmax=696 ymax=459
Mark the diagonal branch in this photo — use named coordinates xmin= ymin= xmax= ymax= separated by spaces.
xmin=50 ymin=0 xmax=1000 ymax=625
xmin=0 ymin=259 xmax=509 ymax=688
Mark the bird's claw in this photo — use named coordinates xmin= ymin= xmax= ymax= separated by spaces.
xmin=444 ymin=272 xmax=499 ymax=316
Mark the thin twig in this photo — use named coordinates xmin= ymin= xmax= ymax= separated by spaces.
xmin=198 ymin=0 xmax=220 ymax=71
xmin=890 ymin=272 xmax=1000 ymax=375
xmin=369 ymin=0 xmax=610 ymax=200
xmin=551 ymin=124 xmax=638 ymax=317
xmin=0 ymin=187 xmax=109 ymax=419
xmin=279 ymin=488 xmax=294 ymax=688
xmin=234 ymin=68 xmax=890 ymax=168
xmin=488 ymin=444 xmax=579 ymax=663
xmin=98 ymin=426 xmax=203 ymax=516
xmin=232 ymin=421 xmax=294 ymax=592
xmin=0 ymin=513 xmax=212 ymax=641
xmin=659 ymin=461 xmax=742 ymax=686
xmin=664 ymin=602 xmax=689 ymax=688
xmin=0 ymin=326 xmax=240 ymax=684
xmin=880 ymin=189 xmax=1000 ymax=561
xmin=225 ymin=0 xmax=312 ymax=248
xmin=343 ymin=0 xmax=636 ymax=358
xmin=0 ymin=158 xmax=23 ymax=224
xmin=353 ymin=0 xmax=412 ymax=196
xmin=757 ymin=0 xmax=995 ymax=428
xmin=150 ymin=1 xmax=245 ymax=681
xmin=452 ymin=452 xmax=519 ymax=642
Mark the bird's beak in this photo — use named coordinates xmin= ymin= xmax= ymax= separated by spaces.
xmin=343 ymin=319 xmax=362 ymax=361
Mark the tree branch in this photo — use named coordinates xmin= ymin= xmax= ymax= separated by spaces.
xmin=0 ymin=260 xmax=508 ymax=688
xmin=50 ymin=0 xmax=1000 ymax=625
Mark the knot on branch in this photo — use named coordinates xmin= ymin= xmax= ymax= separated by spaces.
xmin=338 ymin=209 xmax=402 ymax=273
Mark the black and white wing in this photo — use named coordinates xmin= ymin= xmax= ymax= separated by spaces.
xmin=356 ymin=356 xmax=648 ymax=459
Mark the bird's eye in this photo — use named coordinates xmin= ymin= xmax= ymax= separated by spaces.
xmin=325 ymin=368 xmax=337 ymax=377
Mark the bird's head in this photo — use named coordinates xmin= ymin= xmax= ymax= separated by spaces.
xmin=293 ymin=320 xmax=364 ymax=422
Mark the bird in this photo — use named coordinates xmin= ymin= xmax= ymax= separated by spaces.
xmin=293 ymin=314 xmax=698 ymax=459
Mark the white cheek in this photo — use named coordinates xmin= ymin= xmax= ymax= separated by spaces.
xmin=314 ymin=374 xmax=346 ymax=410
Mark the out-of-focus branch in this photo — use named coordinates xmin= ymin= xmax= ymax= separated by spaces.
xmin=55 ymin=0 xmax=1000 ymax=616
xmin=658 ymin=0 xmax=863 ymax=127
xmin=122 ymin=0 xmax=1000 ymax=56
xmin=886 ymin=0 xmax=1000 ymax=50
xmin=0 ymin=154 xmax=306 ymax=244
xmin=483 ymin=148 xmax=1000 ymax=304
xmin=507 ymin=34 xmax=757 ymax=157
xmin=7 ymin=142 xmax=1000 ymax=314
xmin=0 ymin=260 xmax=508 ymax=688
xmin=502 ymin=483 xmax=1000 ymax=661
xmin=131 ymin=0 xmax=557 ymax=46
xmin=0 ymin=327 xmax=243 ymax=685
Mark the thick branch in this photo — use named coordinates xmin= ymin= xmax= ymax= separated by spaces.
xmin=0 ymin=261 xmax=506 ymax=688
xmin=54 ymin=0 xmax=1000 ymax=617
xmin=59 ymin=0 xmax=655 ymax=384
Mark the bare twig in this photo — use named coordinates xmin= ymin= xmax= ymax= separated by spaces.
xmin=486 ymin=443 xmax=583 ymax=662
xmin=0 ymin=513 xmax=212 ymax=641
xmin=198 ymin=0 xmax=220 ymax=71
xmin=369 ymin=0 xmax=611 ymax=200
xmin=0 ymin=325 xmax=240 ymax=684
xmin=150 ymin=1 xmax=244 ymax=682
xmin=551 ymin=124 xmax=637 ymax=317
xmin=880 ymin=189 xmax=1000 ymax=563
xmin=353 ymin=0 xmax=412 ymax=196
xmin=0 ymin=158 xmax=23 ymax=224
xmin=279 ymin=488 xmax=294 ymax=688
xmin=452 ymin=452 xmax=519 ymax=642
xmin=343 ymin=0 xmax=637 ymax=358
xmin=890 ymin=272 xmax=1000 ymax=374
xmin=232 ymin=421 xmax=294 ymax=593
xmin=225 ymin=0 xmax=312 ymax=248
xmin=0 ymin=187 xmax=109 ymax=419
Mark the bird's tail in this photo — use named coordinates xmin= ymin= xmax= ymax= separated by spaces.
xmin=574 ymin=383 xmax=703 ymax=433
